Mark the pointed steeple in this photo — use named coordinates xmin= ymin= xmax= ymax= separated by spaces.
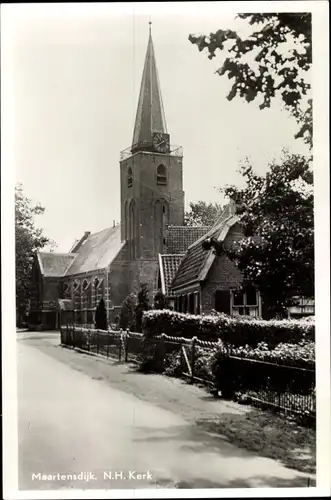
xmin=132 ymin=24 xmax=168 ymax=153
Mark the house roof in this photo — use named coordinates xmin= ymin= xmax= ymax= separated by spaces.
xmin=165 ymin=225 xmax=210 ymax=254
xmin=65 ymin=225 xmax=124 ymax=276
xmin=37 ymin=252 xmax=76 ymax=277
xmin=171 ymin=205 xmax=239 ymax=290
xmin=158 ymin=253 xmax=185 ymax=295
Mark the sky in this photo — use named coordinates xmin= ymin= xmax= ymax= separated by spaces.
xmin=4 ymin=2 xmax=311 ymax=252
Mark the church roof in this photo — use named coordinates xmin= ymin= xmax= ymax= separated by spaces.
xmin=158 ymin=253 xmax=185 ymax=295
xmin=165 ymin=225 xmax=210 ymax=254
xmin=37 ymin=252 xmax=76 ymax=277
xmin=65 ymin=225 xmax=124 ymax=276
xmin=171 ymin=205 xmax=239 ymax=290
xmin=132 ymin=27 xmax=168 ymax=150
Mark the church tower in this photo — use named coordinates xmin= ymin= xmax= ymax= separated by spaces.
xmin=120 ymin=25 xmax=184 ymax=261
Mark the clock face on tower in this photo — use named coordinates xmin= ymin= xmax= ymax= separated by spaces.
xmin=152 ymin=132 xmax=170 ymax=154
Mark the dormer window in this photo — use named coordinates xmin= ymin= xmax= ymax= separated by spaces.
xmin=157 ymin=164 xmax=167 ymax=186
xmin=127 ymin=167 xmax=133 ymax=188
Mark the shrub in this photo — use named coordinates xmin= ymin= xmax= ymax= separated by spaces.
xmin=135 ymin=283 xmax=150 ymax=333
xmin=119 ymin=293 xmax=137 ymax=331
xmin=142 ymin=309 xmax=314 ymax=347
xmin=154 ymin=290 xmax=168 ymax=310
xmin=163 ymin=351 xmax=182 ymax=377
xmin=95 ymin=298 xmax=108 ymax=331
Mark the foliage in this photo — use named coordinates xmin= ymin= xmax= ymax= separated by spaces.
xmin=163 ymin=350 xmax=183 ymax=377
xmin=119 ymin=292 xmax=137 ymax=331
xmin=210 ymin=345 xmax=315 ymax=398
xmin=153 ymin=290 xmax=168 ymax=310
xmin=189 ymin=13 xmax=312 ymax=147
xmin=204 ymin=153 xmax=314 ymax=318
xmin=229 ymin=339 xmax=314 ymax=366
xmin=94 ymin=298 xmax=108 ymax=331
xmin=135 ymin=283 xmax=151 ymax=333
xmin=184 ymin=201 xmax=223 ymax=227
xmin=142 ymin=309 xmax=314 ymax=347
xmin=15 ymin=183 xmax=55 ymax=325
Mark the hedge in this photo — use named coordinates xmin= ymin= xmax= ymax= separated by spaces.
xmin=142 ymin=309 xmax=314 ymax=348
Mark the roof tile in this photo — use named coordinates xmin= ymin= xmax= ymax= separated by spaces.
xmin=165 ymin=226 xmax=210 ymax=254
xmin=159 ymin=254 xmax=185 ymax=295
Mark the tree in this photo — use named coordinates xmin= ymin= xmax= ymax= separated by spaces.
xmin=95 ymin=298 xmax=108 ymax=331
xmin=119 ymin=292 xmax=137 ymax=331
xmin=184 ymin=201 xmax=223 ymax=227
xmin=154 ymin=290 xmax=168 ymax=310
xmin=189 ymin=13 xmax=312 ymax=148
xmin=203 ymin=153 xmax=314 ymax=318
xmin=135 ymin=284 xmax=151 ymax=333
xmin=15 ymin=183 xmax=54 ymax=326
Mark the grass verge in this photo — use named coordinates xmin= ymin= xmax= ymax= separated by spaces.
xmin=197 ymin=409 xmax=316 ymax=475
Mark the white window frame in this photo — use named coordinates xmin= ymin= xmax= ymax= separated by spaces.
xmin=230 ymin=289 xmax=262 ymax=318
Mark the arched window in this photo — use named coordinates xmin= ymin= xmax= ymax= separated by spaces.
xmin=127 ymin=167 xmax=133 ymax=188
xmin=156 ymin=164 xmax=167 ymax=185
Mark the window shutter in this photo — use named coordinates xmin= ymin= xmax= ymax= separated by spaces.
xmin=215 ymin=290 xmax=231 ymax=314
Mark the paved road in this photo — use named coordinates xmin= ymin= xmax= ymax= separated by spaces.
xmin=17 ymin=332 xmax=312 ymax=491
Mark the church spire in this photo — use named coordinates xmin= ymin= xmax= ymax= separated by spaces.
xmin=131 ymin=25 xmax=168 ymax=153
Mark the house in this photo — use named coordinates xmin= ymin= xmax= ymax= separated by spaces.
xmin=159 ymin=202 xmax=262 ymax=318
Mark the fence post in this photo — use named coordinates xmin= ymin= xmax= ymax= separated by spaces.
xmin=160 ymin=333 xmax=167 ymax=370
xmin=125 ymin=329 xmax=130 ymax=363
xmin=190 ymin=336 xmax=197 ymax=383
xmin=96 ymin=330 xmax=99 ymax=354
xmin=107 ymin=330 xmax=110 ymax=358
xmin=119 ymin=329 xmax=122 ymax=362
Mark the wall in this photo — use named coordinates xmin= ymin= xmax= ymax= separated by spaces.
xmin=201 ymin=223 xmax=243 ymax=314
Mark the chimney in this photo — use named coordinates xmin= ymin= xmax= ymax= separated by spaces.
xmin=70 ymin=231 xmax=91 ymax=253
xmin=113 ymin=220 xmax=115 ymax=228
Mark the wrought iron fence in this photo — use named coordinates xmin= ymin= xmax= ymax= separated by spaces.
xmin=60 ymin=325 xmax=315 ymax=421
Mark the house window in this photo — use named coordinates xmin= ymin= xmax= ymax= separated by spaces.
xmin=73 ymin=280 xmax=80 ymax=292
xmin=156 ymin=164 xmax=167 ymax=185
xmin=188 ymin=293 xmax=195 ymax=314
xmin=127 ymin=167 xmax=133 ymax=188
xmin=194 ymin=292 xmax=201 ymax=315
xmin=231 ymin=287 xmax=259 ymax=317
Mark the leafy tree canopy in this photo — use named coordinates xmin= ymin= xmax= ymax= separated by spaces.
xmin=189 ymin=13 xmax=312 ymax=148
xmin=15 ymin=183 xmax=55 ymax=324
xmin=203 ymin=153 xmax=314 ymax=318
xmin=184 ymin=201 xmax=223 ymax=227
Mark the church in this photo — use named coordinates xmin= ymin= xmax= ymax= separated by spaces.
xmin=28 ymin=26 xmax=267 ymax=331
